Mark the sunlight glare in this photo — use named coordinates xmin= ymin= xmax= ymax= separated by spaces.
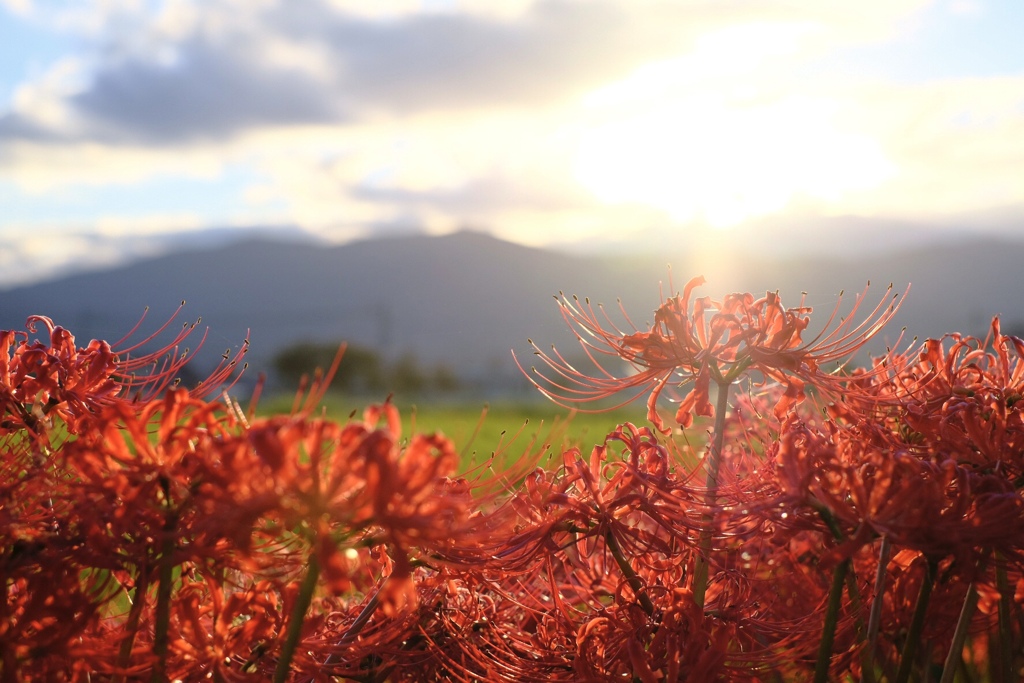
xmin=574 ymin=95 xmax=894 ymax=228
xmin=573 ymin=22 xmax=895 ymax=228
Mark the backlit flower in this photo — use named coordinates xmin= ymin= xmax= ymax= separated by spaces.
xmin=1 ymin=305 xmax=247 ymax=438
xmin=867 ymin=317 xmax=1024 ymax=474
xmin=521 ymin=276 xmax=904 ymax=432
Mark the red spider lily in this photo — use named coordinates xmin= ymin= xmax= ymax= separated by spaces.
xmin=331 ymin=569 xmax=556 ymax=682
xmin=0 ymin=401 xmax=119 ymax=679
xmin=734 ymin=390 xmax=1024 ymax=680
xmin=767 ymin=416 xmax=1024 ymax=564
xmin=475 ymin=424 xmax=801 ymax=680
xmin=0 ymin=323 xmax=116 ymax=437
xmin=22 ymin=284 xmax=1024 ymax=681
xmin=572 ymin=595 xmax=730 ymax=683
xmin=44 ymin=389 xmax=287 ymax=681
xmin=58 ymin=389 xmax=244 ymax=569
xmin=242 ymin=402 xmax=482 ymax=611
xmin=161 ymin=575 xmax=285 ymax=682
xmin=862 ymin=317 xmax=1024 ymax=474
xmin=213 ymin=398 xmax=501 ymax=683
xmin=0 ymin=309 xmax=250 ymax=680
xmin=0 ymin=566 xmax=110 ymax=680
xmin=0 ymin=306 xmax=247 ymax=439
xmin=493 ymin=423 xmax=703 ymax=601
xmin=103 ymin=305 xmax=250 ymax=401
xmin=68 ymin=572 xmax=286 ymax=682
xmin=858 ymin=550 xmax=991 ymax=679
xmin=760 ymin=423 xmax=1022 ymax=677
xmin=520 ymin=276 xmax=905 ymax=432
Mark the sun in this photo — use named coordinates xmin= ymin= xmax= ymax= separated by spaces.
xmin=570 ymin=27 xmax=895 ymax=228
xmin=574 ymin=95 xmax=894 ymax=228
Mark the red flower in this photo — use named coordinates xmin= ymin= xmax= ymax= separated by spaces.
xmin=520 ymin=277 xmax=905 ymax=432
xmin=1 ymin=305 xmax=247 ymax=438
xmin=864 ymin=317 xmax=1024 ymax=474
xmin=574 ymin=592 xmax=729 ymax=683
xmin=242 ymin=401 xmax=483 ymax=611
xmin=767 ymin=415 xmax=1024 ymax=563
xmin=59 ymin=388 xmax=245 ymax=571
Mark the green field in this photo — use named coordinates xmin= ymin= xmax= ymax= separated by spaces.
xmin=256 ymin=394 xmax=707 ymax=471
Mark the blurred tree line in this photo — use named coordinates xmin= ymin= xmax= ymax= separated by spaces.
xmin=272 ymin=341 xmax=460 ymax=394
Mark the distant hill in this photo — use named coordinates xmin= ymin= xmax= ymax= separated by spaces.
xmin=2 ymin=229 xmax=1023 ymax=393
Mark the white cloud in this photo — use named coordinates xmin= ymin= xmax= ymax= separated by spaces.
xmin=0 ymin=0 xmax=32 ymax=16
xmin=0 ymin=0 xmax=1021 ymax=289
xmin=568 ymin=16 xmax=905 ymax=227
xmin=324 ymin=0 xmax=538 ymax=20
xmin=562 ymin=4 xmax=1023 ymax=228
xmin=5 ymin=56 xmax=89 ymax=126
xmin=1 ymin=138 xmax=234 ymax=192
xmin=947 ymin=0 xmax=983 ymax=17
xmin=0 ymin=226 xmax=160 ymax=288
xmin=828 ymin=75 xmax=1024 ymax=218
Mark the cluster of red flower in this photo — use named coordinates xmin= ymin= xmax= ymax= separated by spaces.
xmin=3 ymin=281 xmax=1024 ymax=682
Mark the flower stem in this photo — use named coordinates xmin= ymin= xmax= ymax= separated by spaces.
xmin=693 ymin=378 xmax=732 ymax=610
xmin=320 ymin=579 xmax=386 ymax=673
xmin=939 ymin=582 xmax=979 ymax=683
xmin=814 ymin=558 xmax=851 ymax=683
xmin=844 ymin=564 xmax=866 ymax=640
xmin=113 ymin=566 xmax=150 ymax=683
xmin=273 ymin=554 xmax=321 ymax=683
xmin=151 ymin=527 xmax=177 ymax=683
xmin=606 ymin=529 xmax=655 ymax=616
xmin=996 ymin=559 xmax=1014 ymax=683
xmin=1 ymin=576 xmax=16 ymax=683
xmin=863 ymin=535 xmax=892 ymax=683
xmin=894 ymin=556 xmax=938 ymax=683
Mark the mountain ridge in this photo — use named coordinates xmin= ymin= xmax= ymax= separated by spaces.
xmin=2 ymin=229 xmax=1022 ymax=391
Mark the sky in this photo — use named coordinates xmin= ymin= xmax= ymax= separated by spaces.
xmin=1 ymin=0 xmax=1023 ymax=288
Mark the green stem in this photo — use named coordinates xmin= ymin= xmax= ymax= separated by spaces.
xmin=939 ymin=582 xmax=979 ymax=683
xmin=273 ymin=554 xmax=321 ymax=683
xmin=864 ymin=536 xmax=892 ymax=683
xmin=0 ymin=647 xmax=15 ymax=683
xmin=693 ymin=378 xmax=732 ymax=610
xmin=844 ymin=563 xmax=867 ymax=640
xmin=894 ymin=557 xmax=938 ymax=683
xmin=607 ymin=529 xmax=655 ymax=616
xmin=810 ymin=506 xmax=867 ymax=683
xmin=151 ymin=529 xmax=177 ymax=683
xmin=996 ymin=560 xmax=1014 ymax=683
xmin=843 ymin=565 xmax=870 ymax=682
xmin=1 ymin=577 xmax=16 ymax=683
xmin=113 ymin=566 xmax=151 ymax=683
xmin=323 ymin=580 xmax=386 ymax=669
xmin=814 ymin=558 xmax=851 ymax=683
